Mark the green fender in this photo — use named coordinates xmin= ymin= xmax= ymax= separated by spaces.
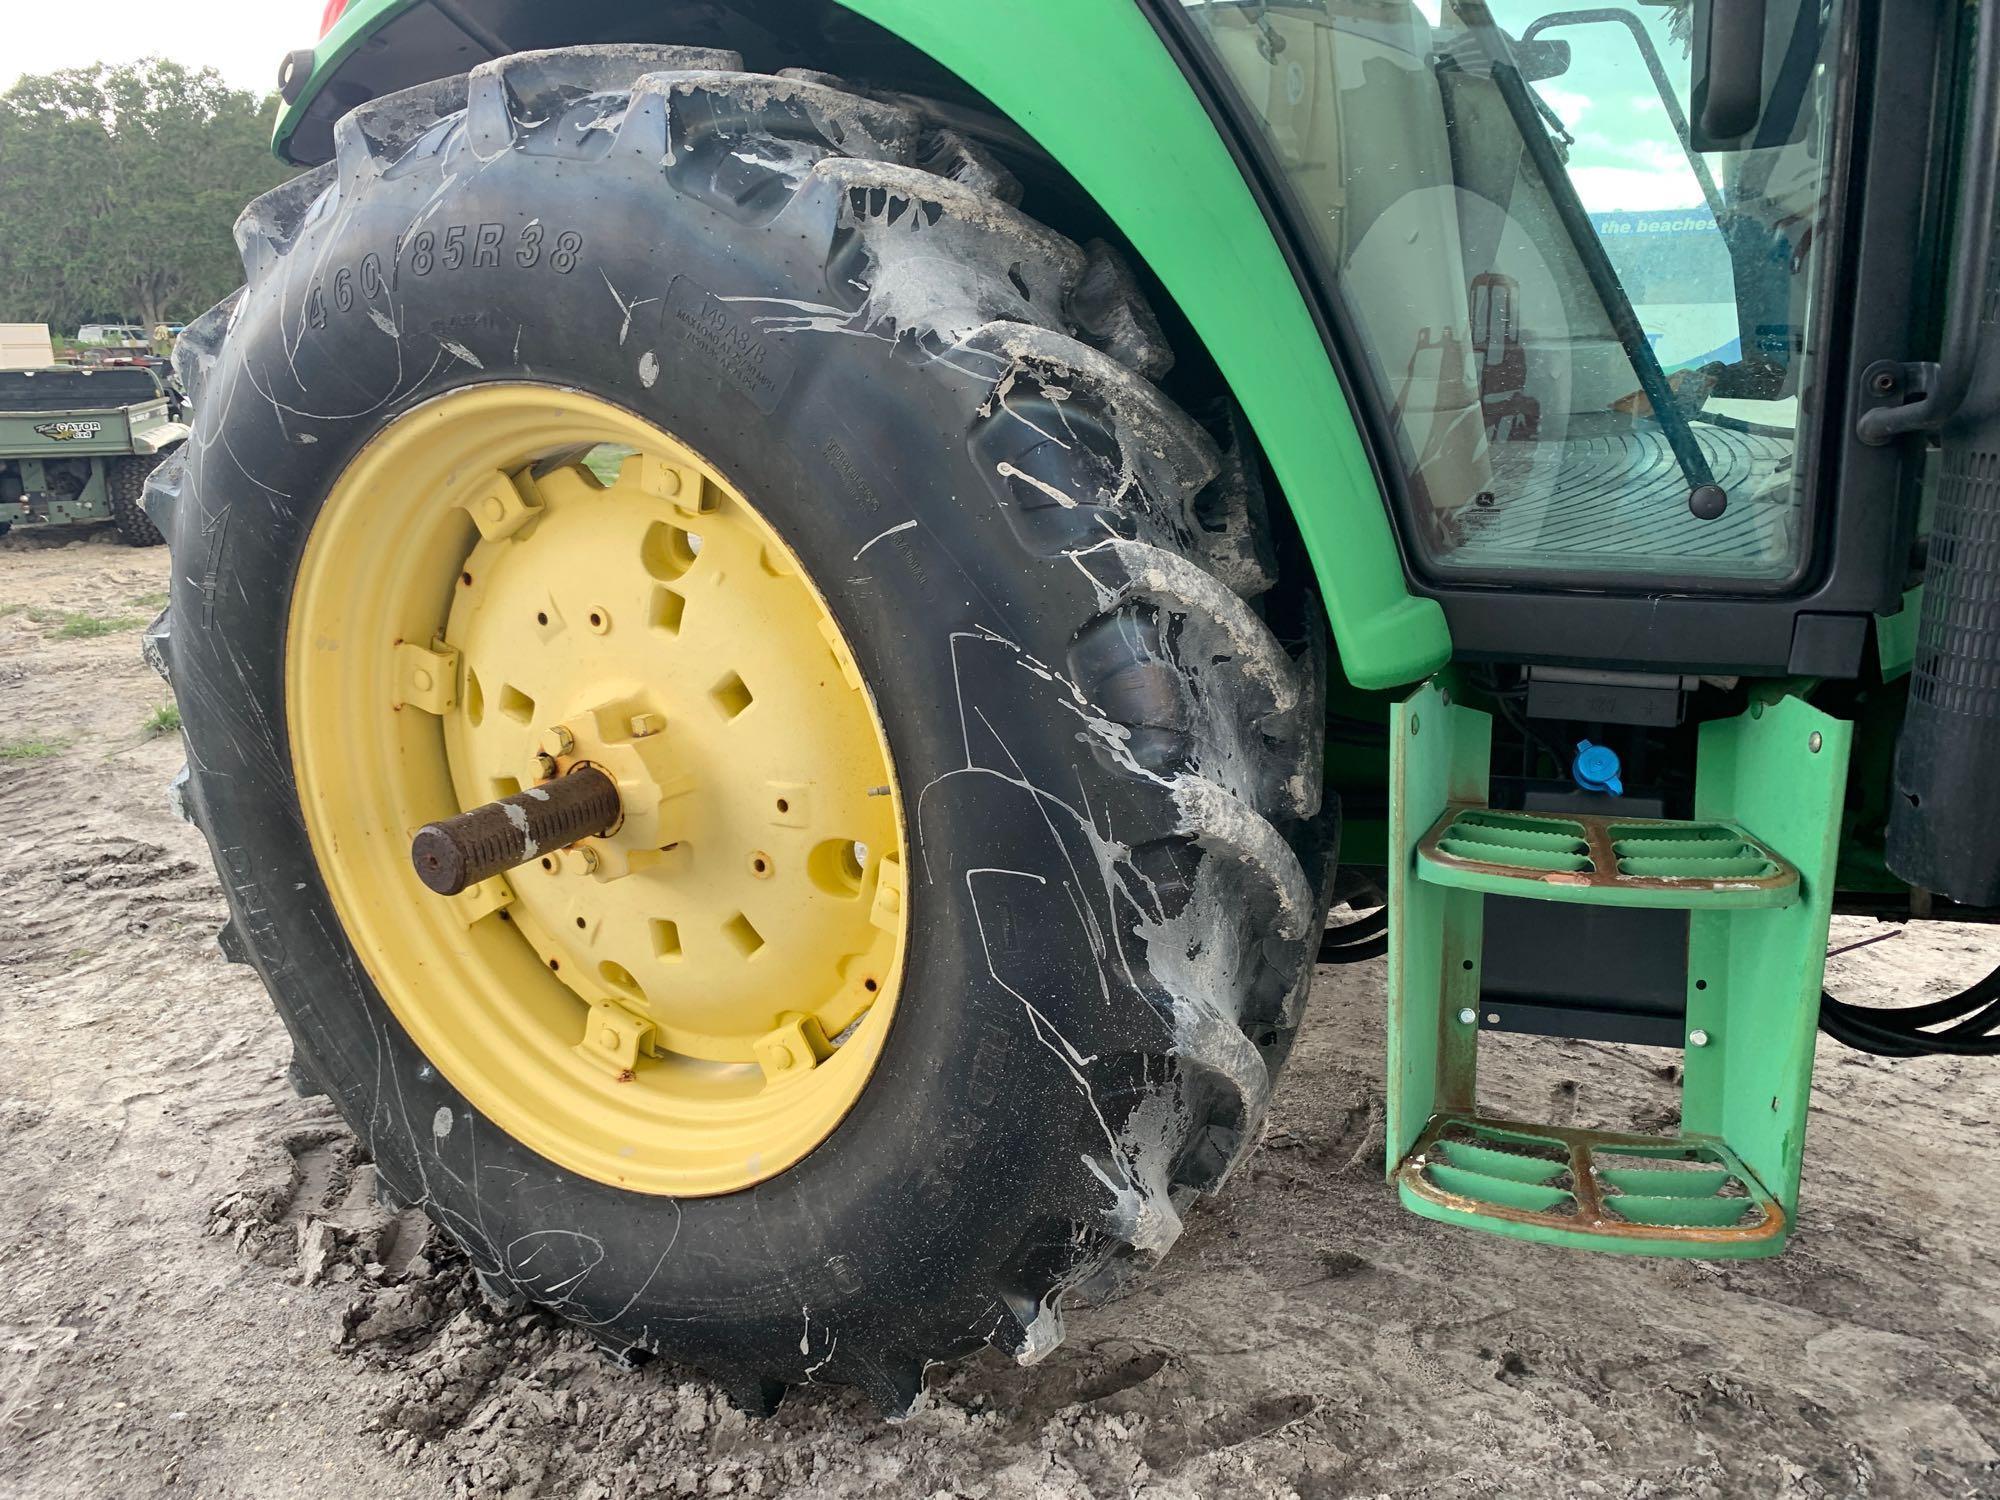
xmin=278 ymin=0 xmax=1451 ymax=689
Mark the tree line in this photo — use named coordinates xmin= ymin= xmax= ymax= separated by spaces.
xmin=0 ymin=59 xmax=295 ymax=334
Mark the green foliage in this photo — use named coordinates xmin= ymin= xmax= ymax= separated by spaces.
xmin=50 ymin=610 xmax=143 ymax=639
xmin=583 ymin=444 xmax=637 ymax=487
xmin=131 ymin=589 xmax=170 ymax=609
xmin=142 ymin=700 xmax=181 ymax=735
xmin=0 ymin=59 xmax=295 ymax=331
xmin=0 ymin=736 xmax=66 ymax=761
xmin=7 ymin=603 xmax=146 ymax=637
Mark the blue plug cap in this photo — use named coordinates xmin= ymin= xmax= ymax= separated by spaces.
xmin=1572 ymin=739 xmax=1623 ymax=796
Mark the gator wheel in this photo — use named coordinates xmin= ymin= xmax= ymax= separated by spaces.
xmin=107 ymin=453 xmax=165 ymax=546
xmin=146 ymin=46 xmax=1333 ymax=1413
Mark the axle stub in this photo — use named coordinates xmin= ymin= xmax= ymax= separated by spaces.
xmin=411 ymin=764 xmax=621 ymax=895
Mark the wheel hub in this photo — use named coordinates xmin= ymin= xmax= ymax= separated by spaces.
xmin=443 ymin=455 xmax=900 ymax=1062
xmin=286 ymin=386 xmax=907 ymax=1195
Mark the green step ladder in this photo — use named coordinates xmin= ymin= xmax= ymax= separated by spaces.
xmin=1386 ymin=679 xmax=1852 ymax=1257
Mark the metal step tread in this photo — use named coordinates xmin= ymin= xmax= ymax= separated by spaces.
xmin=1416 ymin=806 xmax=1797 ymax=909
xmin=1395 ymin=1114 xmax=1786 ymax=1257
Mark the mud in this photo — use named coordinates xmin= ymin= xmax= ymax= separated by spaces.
xmin=4 ymin=529 xmax=1998 ymax=1498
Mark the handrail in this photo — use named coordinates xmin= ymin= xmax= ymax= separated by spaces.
xmin=1520 ymin=7 xmax=1728 ymax=226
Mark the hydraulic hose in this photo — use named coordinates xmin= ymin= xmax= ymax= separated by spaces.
xmin=1319 ymin=907 xmax=1389 ymax=964
xmin=1819 ymin=961 xmax=2000 ymax=1058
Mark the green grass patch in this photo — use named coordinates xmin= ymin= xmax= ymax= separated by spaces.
xmin=6 ymin=606 xmax=146 ymax=636
xmin=0 ymin=736 xmax=67 ymax=761
xmin=142 ymin=701 xmax=181 ymax=736
xmin=51 ymin=611 xmax=144 ymax=639
xmin=131 ymin=590 xmax=170 ymax=609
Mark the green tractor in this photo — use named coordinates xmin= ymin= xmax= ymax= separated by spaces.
xmin=146 ymin=0 xmax=2000 ymax=1410
xmin=2 ymin=364 xmax=184 ymax=544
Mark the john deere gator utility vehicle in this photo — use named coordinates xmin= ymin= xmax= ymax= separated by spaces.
xmin=143 ymin=0 xmax=2000 ymax=1410
xmin=1 ymin=364 xmax=183 ymax=544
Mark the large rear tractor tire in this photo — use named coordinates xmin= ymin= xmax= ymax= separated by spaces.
xmin=145 ymin=47 xmax=1333 ymax=1413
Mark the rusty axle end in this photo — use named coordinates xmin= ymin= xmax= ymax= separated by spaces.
xmin=411 ymin=765 xmax=623 ymax=896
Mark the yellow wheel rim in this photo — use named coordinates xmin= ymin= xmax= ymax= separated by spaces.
xmin=287 ymin=385 xmax=908 ymax=1196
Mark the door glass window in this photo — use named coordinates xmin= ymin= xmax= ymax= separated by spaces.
xmin=1177 ymin=0 xmax=1843 ymax=587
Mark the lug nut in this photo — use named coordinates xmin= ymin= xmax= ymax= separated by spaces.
xmin=545 ymin=724 xmax=576 ymax=757
xmin=534 ymin=751 xmax=559 ymax=780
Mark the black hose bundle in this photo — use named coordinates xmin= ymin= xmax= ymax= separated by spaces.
xmin=1318 ymin=906 xmax=1388 ymax=964
xmin=1819 ymin=960 xmax=2000 ymax=1057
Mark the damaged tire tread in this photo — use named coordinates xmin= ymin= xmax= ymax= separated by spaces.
xmin=153 ymin=48 xmax=1334 ymax=1416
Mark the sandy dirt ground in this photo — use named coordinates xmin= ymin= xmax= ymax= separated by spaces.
xmin=4 ymin=529 xmax=1999 ymax=1499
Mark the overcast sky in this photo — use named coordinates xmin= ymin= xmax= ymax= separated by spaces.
xmin=0 ymin=0 xmax=312 ymax=96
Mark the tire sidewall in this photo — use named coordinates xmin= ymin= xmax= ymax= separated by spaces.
xmin=171 ymin=105 xmax=1183 ymax=1369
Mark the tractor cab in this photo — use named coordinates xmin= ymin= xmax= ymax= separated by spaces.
xmin=1168 ymin=0 xmax=1997 ymax=1253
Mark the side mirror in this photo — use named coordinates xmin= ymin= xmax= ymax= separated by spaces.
xmin=1690 ymin=0 xmax=1819 ymax=150
xmin=1514 ymin=37 xmax=1572 ymax=83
